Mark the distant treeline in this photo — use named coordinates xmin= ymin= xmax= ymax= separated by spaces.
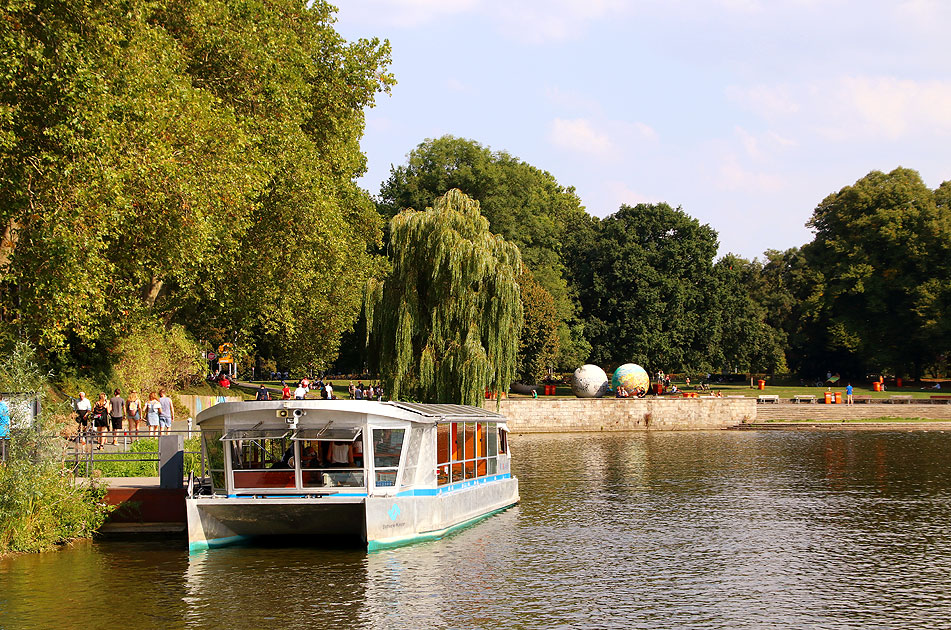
xmin=363 ymin=137 xmax=951 ymax=383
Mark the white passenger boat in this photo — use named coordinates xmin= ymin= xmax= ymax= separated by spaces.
xmin=187 ymin=400 xmax=519 ymax=552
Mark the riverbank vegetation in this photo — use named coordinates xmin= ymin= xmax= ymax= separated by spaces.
xmin=0 ymin=346 xmax=112 ymax=554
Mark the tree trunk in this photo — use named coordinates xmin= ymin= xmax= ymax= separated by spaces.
xmin=0 ymin=218 xmax=20 ymax=270
xmin=143 ymin=275 xmax=164 ymax=307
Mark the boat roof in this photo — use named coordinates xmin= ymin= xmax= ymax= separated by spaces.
xmin=196 ymin=399 xmax=504 ymax=426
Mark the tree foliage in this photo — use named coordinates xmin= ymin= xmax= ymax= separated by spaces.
xmin=803 ymin=167 xmax=951 ymax=379
xmin=378 ymin=136 xmax=589 ymax=369
xmin=0 ymin=0 xmax=393 ymax=373
xmin=516 ymin=270 xmax=560 ymax=383
xmin=368 ymin=189 xmax=523 ymax=404
xmin=571 ymin=203 xmax=720 ymax=372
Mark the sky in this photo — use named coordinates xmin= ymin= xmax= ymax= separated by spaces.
xmin=333 ymin=0 xmax=951 ymax=259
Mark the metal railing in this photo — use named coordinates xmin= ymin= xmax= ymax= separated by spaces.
xmin=66 ymin=429 xmax=205 ymax=483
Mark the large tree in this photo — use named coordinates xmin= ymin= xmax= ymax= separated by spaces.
xmin=713 ymin=255 xmax=787 ymax=374
xmin=377 ymin=135 xmax=589 ymax=369
xmin=0 ymin=0 xmax=393 ymax=372
xmin=367 ymin=189 xmax=523 ymax=405
xmin=572 ymin=203 xmax=720 ymax=372
xmin=803 ymin=167 xmax=951 ymax=380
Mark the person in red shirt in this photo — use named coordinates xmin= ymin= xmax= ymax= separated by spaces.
xmin=281 ymin=381 xmax=291 ymax=400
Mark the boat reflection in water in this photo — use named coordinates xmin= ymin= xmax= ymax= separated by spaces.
xmin=187 ymin=401 xmax=519 ymax=552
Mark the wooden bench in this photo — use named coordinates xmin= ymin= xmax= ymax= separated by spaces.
xmin=757 ymin=395 xmax=779 ymax=403
xmin=930 ymin=395 xmax=951 ymax=404
xmin=852 ymin=395 xmax=873 ymax=403
xmin=889 ymin=395 xmax=913 ymax=404
xmin=792 ymin=395 xmax=817 ymax=404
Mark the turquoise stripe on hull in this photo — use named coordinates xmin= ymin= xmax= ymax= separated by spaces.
xmin=366 ymin=501 xmax=518 ymax=552
xmin=188 ymin=534 xmax=249 ymax=554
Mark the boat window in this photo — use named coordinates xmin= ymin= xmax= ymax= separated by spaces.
xmin=229 ymin=434 xmax=296 ymax=489
xmin=476 ymin=423 xmax=487 ymax=477
xmin=372 ymin=428 xmax=404 ymax=487
xmin=499 ymin=427 xmax=508 ymax=454
xmin=436 ymin=424 xmax=451 ymax=485
xmin=451 ymin=423 xmax=464 ymax=482
xmin=436 ymin=421 xmax=503 ymax=486
xmin=487 ymin=423 xmax=498 ymax=457
xmin=464 ymin=423 xmax=476 ymax=479
xmin=401 ymin=428 xmax=423 ymax=487
xmin=202 ymin=430 xmax=225 ymax=490
xmin=221 ymin=429 xmax=291 ymax=441
xmin=295 ymin=438 xmax=364 ymax=488
xmin=292 ymin=427 xmax=361 ymax=442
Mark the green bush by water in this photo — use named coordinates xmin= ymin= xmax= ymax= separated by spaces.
xmin=0 ymin=344 xmax=113 ymax=554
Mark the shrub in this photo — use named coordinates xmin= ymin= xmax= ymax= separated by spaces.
xmin=112 ymin=324 xmax=205 ymax=394
xmin=0 ymin=344 xmax=113 ymax=554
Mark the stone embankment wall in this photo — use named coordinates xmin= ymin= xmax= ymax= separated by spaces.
xmin=482 ymin=398 xmax=756 ymax=433
xmin=756 ymin=403 xmax=951 ymax=422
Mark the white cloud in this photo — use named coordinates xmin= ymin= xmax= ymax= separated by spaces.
xmin=445 ymin=78 xmax=473 ymax=94
xmin=716 ymin=153 xmax=786 ymax=192
xmin=492 ymin=0 xmax=628 ymax=43
xmin=544 ymin=86 xmax=603 ymax=115
xmin=604 ymin=180 xmax=657 ymax=209
xmin=734 ymin=126 xmax=797 ymax=161
xmin=549 ymin=118 xmax=617 ymax=158
xmin=730 ymin=76 xmax=951 ymax=141
xmin=830 ymin=76 xmax=951 ymax=140
xmin=337 ymin=0 xmax=628 ymax=43
xmin=342 ymin=0 xmax=479 ymax=27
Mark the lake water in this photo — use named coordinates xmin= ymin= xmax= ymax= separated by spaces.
xmin=2 ymin=430 xmax=951 ymax=629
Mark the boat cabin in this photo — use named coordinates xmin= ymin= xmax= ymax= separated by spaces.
xmin=197 ymin=400 xmax=512 ymax=498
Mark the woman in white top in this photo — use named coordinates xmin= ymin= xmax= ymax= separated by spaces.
xmin=74 ymin=392 xmax=91 ymax=446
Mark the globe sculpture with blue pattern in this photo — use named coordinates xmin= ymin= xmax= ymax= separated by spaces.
xmin=611 ymin=363 xmax=650 ymax=394
xmin=571 ymin=365 xmax=609 ymax=398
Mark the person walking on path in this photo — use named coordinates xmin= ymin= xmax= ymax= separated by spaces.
xmin=74 ymin=391 xmax=92 ymax=447
xmin=846 ymin=383 xmax=854 ymax=405
xmin=281 ymin=381 xmax=291 ymax=400
xmin=145 ymin=392 xmax=161 ymax=437
xmin=126 ymin=391 xmax=142 ymax=440
xmin=158 ymin=389 xmax=174 ymax=436
xmin=294 ymin=382 xmax=309 ymax=399
xmin=108 ymin=389 xmax=125 ymax=445
xmin=91 ymin=393 xmax=109 ymax=449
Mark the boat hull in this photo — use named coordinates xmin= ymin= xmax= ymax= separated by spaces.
xmin=187 ymin=477 xmax=519 ymax=553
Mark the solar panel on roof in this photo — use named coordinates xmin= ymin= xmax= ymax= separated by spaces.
xmin=386 ymin=402 xmax=503 ymax=419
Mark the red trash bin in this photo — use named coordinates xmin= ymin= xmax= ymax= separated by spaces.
xmin=834 ymin=392 xmax=842 ymax=404
xmin=824 ymin=392 xmax=833 ymax=404
xmin=896 ymin=377 xmax=903 ymax=388
xmin=873 ymin=382 xmax=881 ymax=392
xmin=757 ymin=379 xmax=766 ymax=390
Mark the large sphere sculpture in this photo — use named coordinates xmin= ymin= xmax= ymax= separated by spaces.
xmin=571 ymin=365 xmax=609 ymax=398
xmin=611 ymin=363 xmax=650 ymax=394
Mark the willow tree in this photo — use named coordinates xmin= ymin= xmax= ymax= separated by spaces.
xmin=368 ymin=189 xmax=523 ymax=405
